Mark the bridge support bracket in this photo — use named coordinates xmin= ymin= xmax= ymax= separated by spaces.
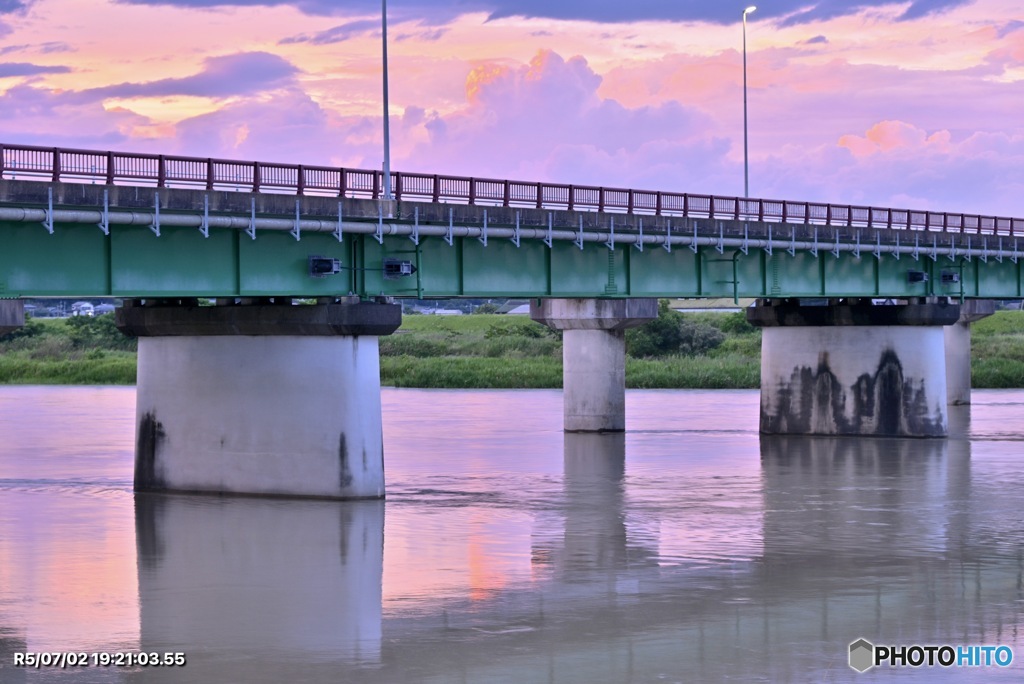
xmin=149 ymin=192 xmax=160 ymax=237
xmin=246 ymin=197 xmax=256 ymax=240
xmin=198 ymin=194 xmax=209 ymax=238
xmin=99 ymin=188 xmax=110 ymax=236
xmin=511 ymin=211 xmax=521 ymax=248
xmin=291 ymin=200 xmax=301 ymax=241
xmin=42 ymin=187 xmax=54 ymax=235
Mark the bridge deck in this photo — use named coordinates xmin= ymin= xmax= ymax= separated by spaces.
xmin=1 ymin=145 xmax=1022 ymax=300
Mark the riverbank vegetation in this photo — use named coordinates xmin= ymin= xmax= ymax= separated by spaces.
xmin=0 ymin=315 xmax=136 ymax=384
xmin=2 ymin=305 xmax=1024 ymax=389
xmin=377 ymin=301 xmax=760 ymax=388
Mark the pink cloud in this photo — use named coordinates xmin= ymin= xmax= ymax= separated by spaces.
xmin=172 ymin=87 xmax=341 ymax=162
xmin=757 ymin=123 xmax=1024 ymax=216
xmin=0 ymin=84 xmax=152 ymax=148
xmin=838 ymin=120 xmax=952 ymax=157
xmin=390 ymin=49 xmax=726 ymax=192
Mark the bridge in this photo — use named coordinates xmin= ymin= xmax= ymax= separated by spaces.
xmin=1 ymin=143 xmax=1019 ymax=499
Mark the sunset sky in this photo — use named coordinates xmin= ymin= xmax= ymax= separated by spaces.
xmin=0 ymin=0 xmax=1021 ymax=215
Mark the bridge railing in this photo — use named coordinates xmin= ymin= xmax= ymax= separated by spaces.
xmin=1 ymin=142 xmax=1020 ymax=236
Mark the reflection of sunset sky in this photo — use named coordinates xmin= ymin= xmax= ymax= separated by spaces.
xmin=382 ymin=389 xmax=560 ymax=608
xmin=3 ymin=385 xmax=1024 ymax=665
xmin=381 ymin=390 xmax=768 ymax=607
xmin=1 ymin=1 xmax=1021 ymax=214
xmin=0 ymin=388 xmax=139 ymax=651
xmin=0 ymin=387 xmax=760 ymax=619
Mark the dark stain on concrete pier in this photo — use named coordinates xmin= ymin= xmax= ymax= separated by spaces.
xmin=763 ymin=349 xmax=945 ymax=437
xmin=136 ymin=411 xmax=167 ymax=490
xmin=339 ymin=433 xmax=353 ymax=489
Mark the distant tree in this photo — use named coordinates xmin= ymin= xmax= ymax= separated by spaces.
xmin=64 ymin=313 xmax=136 ymax=351
xmin=626 ymin=300 xmax=724 ymax=357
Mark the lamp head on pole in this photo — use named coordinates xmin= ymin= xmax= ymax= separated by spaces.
xmin=744 ymin=6 xmax=757 ymax=19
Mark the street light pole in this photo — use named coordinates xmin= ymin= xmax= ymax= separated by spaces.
xmin=381 ymin=0 xmax=392 ymax=201
xmin=742 ymin=5 xmax=756 ymax=199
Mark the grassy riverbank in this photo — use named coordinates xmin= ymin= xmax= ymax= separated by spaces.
xmin=968 ymin=312 xmax=1024 ymax=388
xmin=378 ymin=307 xmax=761 ymax=388
xmin=0 ymin=316 xmax=137 ymax=384
xmin=3 ymin=306 xmax=1024 ymax=388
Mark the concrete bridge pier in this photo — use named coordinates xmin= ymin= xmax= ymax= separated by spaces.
xmin=116 ymin=298 xmax=401 ymax=499
xmin=0 ymin=300 xmax=24 ymax=336
xmin=531 ymin=298 xmax=657 ymax=432
xmin=749 ymin=299 xmax=961 ymax=438
xmin=944 ymin=299 xmax=996 ymax=405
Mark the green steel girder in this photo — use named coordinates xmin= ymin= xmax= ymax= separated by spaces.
xmin=2 ymin=216 xmax=1023 ymax=300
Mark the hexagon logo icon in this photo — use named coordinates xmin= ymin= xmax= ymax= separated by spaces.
xmin=849 ymin=638 xmax=875 ymax=673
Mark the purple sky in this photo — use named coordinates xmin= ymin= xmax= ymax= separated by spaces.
xmin=0 ymin=0 xmax=1021 ymax=216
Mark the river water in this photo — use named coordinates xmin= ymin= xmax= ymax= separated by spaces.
xmin=0 ymin=386 xmax=1022 ymax=682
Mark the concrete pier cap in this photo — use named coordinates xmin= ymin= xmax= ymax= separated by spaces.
xmin=529 ymin=298 xmax=660 ymax=331
xmin=749 ymin=298 xmax=959 ymax=438
xmin=0 ymin=299 xmax=25 ymax=336
xmin=117 ymin=298 xmax=401 ymax=500
xmin=531 ymin=298 xmax=658 ymax=433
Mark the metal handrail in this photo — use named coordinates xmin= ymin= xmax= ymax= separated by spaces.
xmin=1 ymin=142 xmax=1020 ymax=236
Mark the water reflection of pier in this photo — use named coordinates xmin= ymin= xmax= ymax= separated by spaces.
xmin=133 ymin=495 xmax=383 ymax=682
xmin=132 ymin=418 xmax=1022 ymax=682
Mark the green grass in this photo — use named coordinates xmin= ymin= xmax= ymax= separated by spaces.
xmin=377 ymin=310 xmax=762 ymax=389
xmin=970 ymin=310 xmax=1024 ymax=388
xmin=626 ymin=354 xmax=760 ymax=389
xmin=0 ymin=350 xmax=137 ymax=384
xmin=973 ymin=358 xmax=1024 ymax=388
xmin=378 ymin=353 xmax=759 ymax=389
xmin=381 ymin=355 xmax=563 ymax=388
xmin=10 ymin=308 xmax=1024 ymax=389
xmin=972 ymin=310 xmax=1024 ymax=336
xmin=398 ymin=313 xmax=525 ymax=334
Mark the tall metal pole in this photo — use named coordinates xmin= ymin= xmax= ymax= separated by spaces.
xmin=381 ymin=0 xmax=392 ymax=200
xmin=742 ymin=6 xmax=756 ymax=199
